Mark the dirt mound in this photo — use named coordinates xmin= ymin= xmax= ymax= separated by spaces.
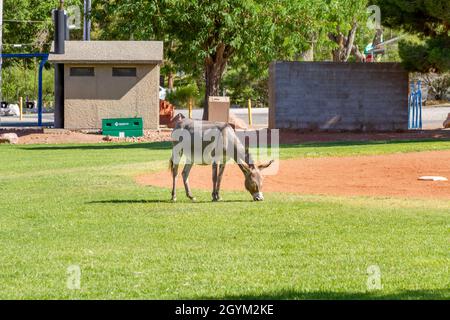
xmin=2 ymin=126 xmax=450 ymax=145
xmin=0 ymin=129 xmax=172 ymax=145
xmin=136 ymin=151 xmax=450 ymax=200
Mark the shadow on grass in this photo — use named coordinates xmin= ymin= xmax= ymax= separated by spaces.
xmin=87 ymin=199 xmax=251 ymax=204
xmin=196 ymin=288 xmax=450 ymax=300
xmin=20 ymin=141 xmax=172 ymax=151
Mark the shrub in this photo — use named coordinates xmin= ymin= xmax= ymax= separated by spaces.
xmin=166 ymin=83 xmax=202 ymax=108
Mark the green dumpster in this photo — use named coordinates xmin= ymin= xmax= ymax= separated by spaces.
xmin=102 ymin=118 xmax=144 ymax=138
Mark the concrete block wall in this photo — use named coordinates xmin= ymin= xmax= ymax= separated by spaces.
xmin=269 ymin=62 xmax=409 ymax=131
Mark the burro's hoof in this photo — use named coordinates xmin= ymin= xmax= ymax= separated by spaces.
xmin=211 ymin=192 xmax=221 ymax=202
xmin=171 ymin=197 xmax=177 ymax=202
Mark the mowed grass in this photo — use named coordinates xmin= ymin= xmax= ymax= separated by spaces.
xmin=0 ymin=140 xmax=449 ymax=300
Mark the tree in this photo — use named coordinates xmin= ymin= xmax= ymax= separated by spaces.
xmin=91 ymin=0 xmax=375 ymax=113
xmin=2 ymin=0 xmax=82 ymax=53
xmin=323 ymin=0 xmax=370 ymax=62
xmin=327 ymin=19 xmax=366 ymax=62
xmin=92 ymin=0 xmax=178 ymax=89
xmin=163 ymin=0 xmax=314 ymax=119
xmin=374 ymin=0 xmax=450 ymax=72
xmin=1 ymin=1 xmax=82 ymax=102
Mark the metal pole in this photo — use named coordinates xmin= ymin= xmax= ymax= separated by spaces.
xmin=37 ymin=55 xmax=48 ymax=127
xmin=417 ymin=80 xmax=422 ymax=130
xmin=19 ymin=96 xmax=23 ymax=120
xmin=188 ymin=98 xmax=193 ymax=119
xmin=247 ymin=99 xmax=253 ymax=126
xmin=54 ymin=4 xmax=66 ymax=54
xmin=0 ymin=0 xmax=3 ymax=101
xmin=83 ymin=0 xmax=91 ymax=41
xmin=54 ymin=1 xmax=66 ymax=128
xmin=408 ymin=82 xmax=413 ymax=129
xmin=413 ymin=82 xmax=416 ymax=128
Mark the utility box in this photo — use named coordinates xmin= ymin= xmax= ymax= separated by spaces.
xmin=102 ymin=117 xmax=144 ymax=138
xmin=208 ymin=96 xmax=230 ymax=122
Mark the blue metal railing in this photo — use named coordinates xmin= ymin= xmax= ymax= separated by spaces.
xmin=408 ymin=81 xmax=422 ymax=130
xmin=1 ymin=53 xmax=49 ymax=127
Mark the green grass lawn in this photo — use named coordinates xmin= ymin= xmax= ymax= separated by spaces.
xmin=0 ymin=140 xmax=449 ymax=299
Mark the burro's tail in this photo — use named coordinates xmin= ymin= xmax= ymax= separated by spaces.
xmin=169 ymin=157 xmax=174 ymax=171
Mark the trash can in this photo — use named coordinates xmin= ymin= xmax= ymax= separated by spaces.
xmin=208 ymin=96 xmax=230 ymax=122
xmin=102 ymin=117 xmax=144 ymax=138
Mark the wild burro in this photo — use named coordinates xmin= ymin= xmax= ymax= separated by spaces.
xmin=169 ymin=115 xmax=273 ymax=202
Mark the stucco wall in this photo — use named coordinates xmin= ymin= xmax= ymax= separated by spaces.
xmin=64 ymin=64 xmax=160 ymax=130
xmin=269 ymin=62 xmax=409 ymax=131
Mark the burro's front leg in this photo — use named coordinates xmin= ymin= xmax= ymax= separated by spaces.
xmin=182 ymin=163 xmax=196 ymax=201
xmin=215 ymin=163 xmax=226 ymax=201
xmin=212 ymin=163 xmax=219 ymax=201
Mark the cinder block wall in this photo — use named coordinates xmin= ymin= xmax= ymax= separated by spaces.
xmin=269 ymin=62 xmax=409 ymax=131
xmin=64 ymin=64 xmax=160 ymax=130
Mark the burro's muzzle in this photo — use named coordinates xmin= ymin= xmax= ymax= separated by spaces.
xmin=253 ymin=192 xmax=264 ymax=201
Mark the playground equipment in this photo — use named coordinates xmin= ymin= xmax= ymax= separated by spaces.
xmin=364 ymin=30 xmax=405 ymax=62
xmin=408 ymin=81 xmax=423 ymax=130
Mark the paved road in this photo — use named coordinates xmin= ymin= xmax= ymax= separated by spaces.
xmin=1 ymin=106 xmax=449 ymax=130
xmin=177 ymin=108 xmax=269 ymax=128
xmin=0 ymin=113 xmax=54 ymax=128
xmin=422 ymin=106 xmax=450 ymax=129
xmin=0 ymin=109 xmax=270 ymax=128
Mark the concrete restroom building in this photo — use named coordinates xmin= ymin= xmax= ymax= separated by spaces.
xmin=48 ymin=41 xmax=164 ymax=130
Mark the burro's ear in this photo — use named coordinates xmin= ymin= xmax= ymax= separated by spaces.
xmin=238 ymin=161 xmax=252 ymax=175
xmin=258 ymin=160 xmax=274 ymax=171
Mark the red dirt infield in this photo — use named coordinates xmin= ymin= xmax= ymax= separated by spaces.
xmin=136 ymin=150 xmax=450 ymax=200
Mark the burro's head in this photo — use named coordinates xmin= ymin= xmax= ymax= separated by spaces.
xmin=239 ymin=161 xmax=274 ymax=201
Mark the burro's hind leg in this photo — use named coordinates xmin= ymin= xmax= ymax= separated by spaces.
xmin=211 ymin=162 xmax=225 ymax=202
xmin=182 ymin=163 xmax=196 ymax=201
xmin=170 ymin=156 xmax=180 ymax=202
